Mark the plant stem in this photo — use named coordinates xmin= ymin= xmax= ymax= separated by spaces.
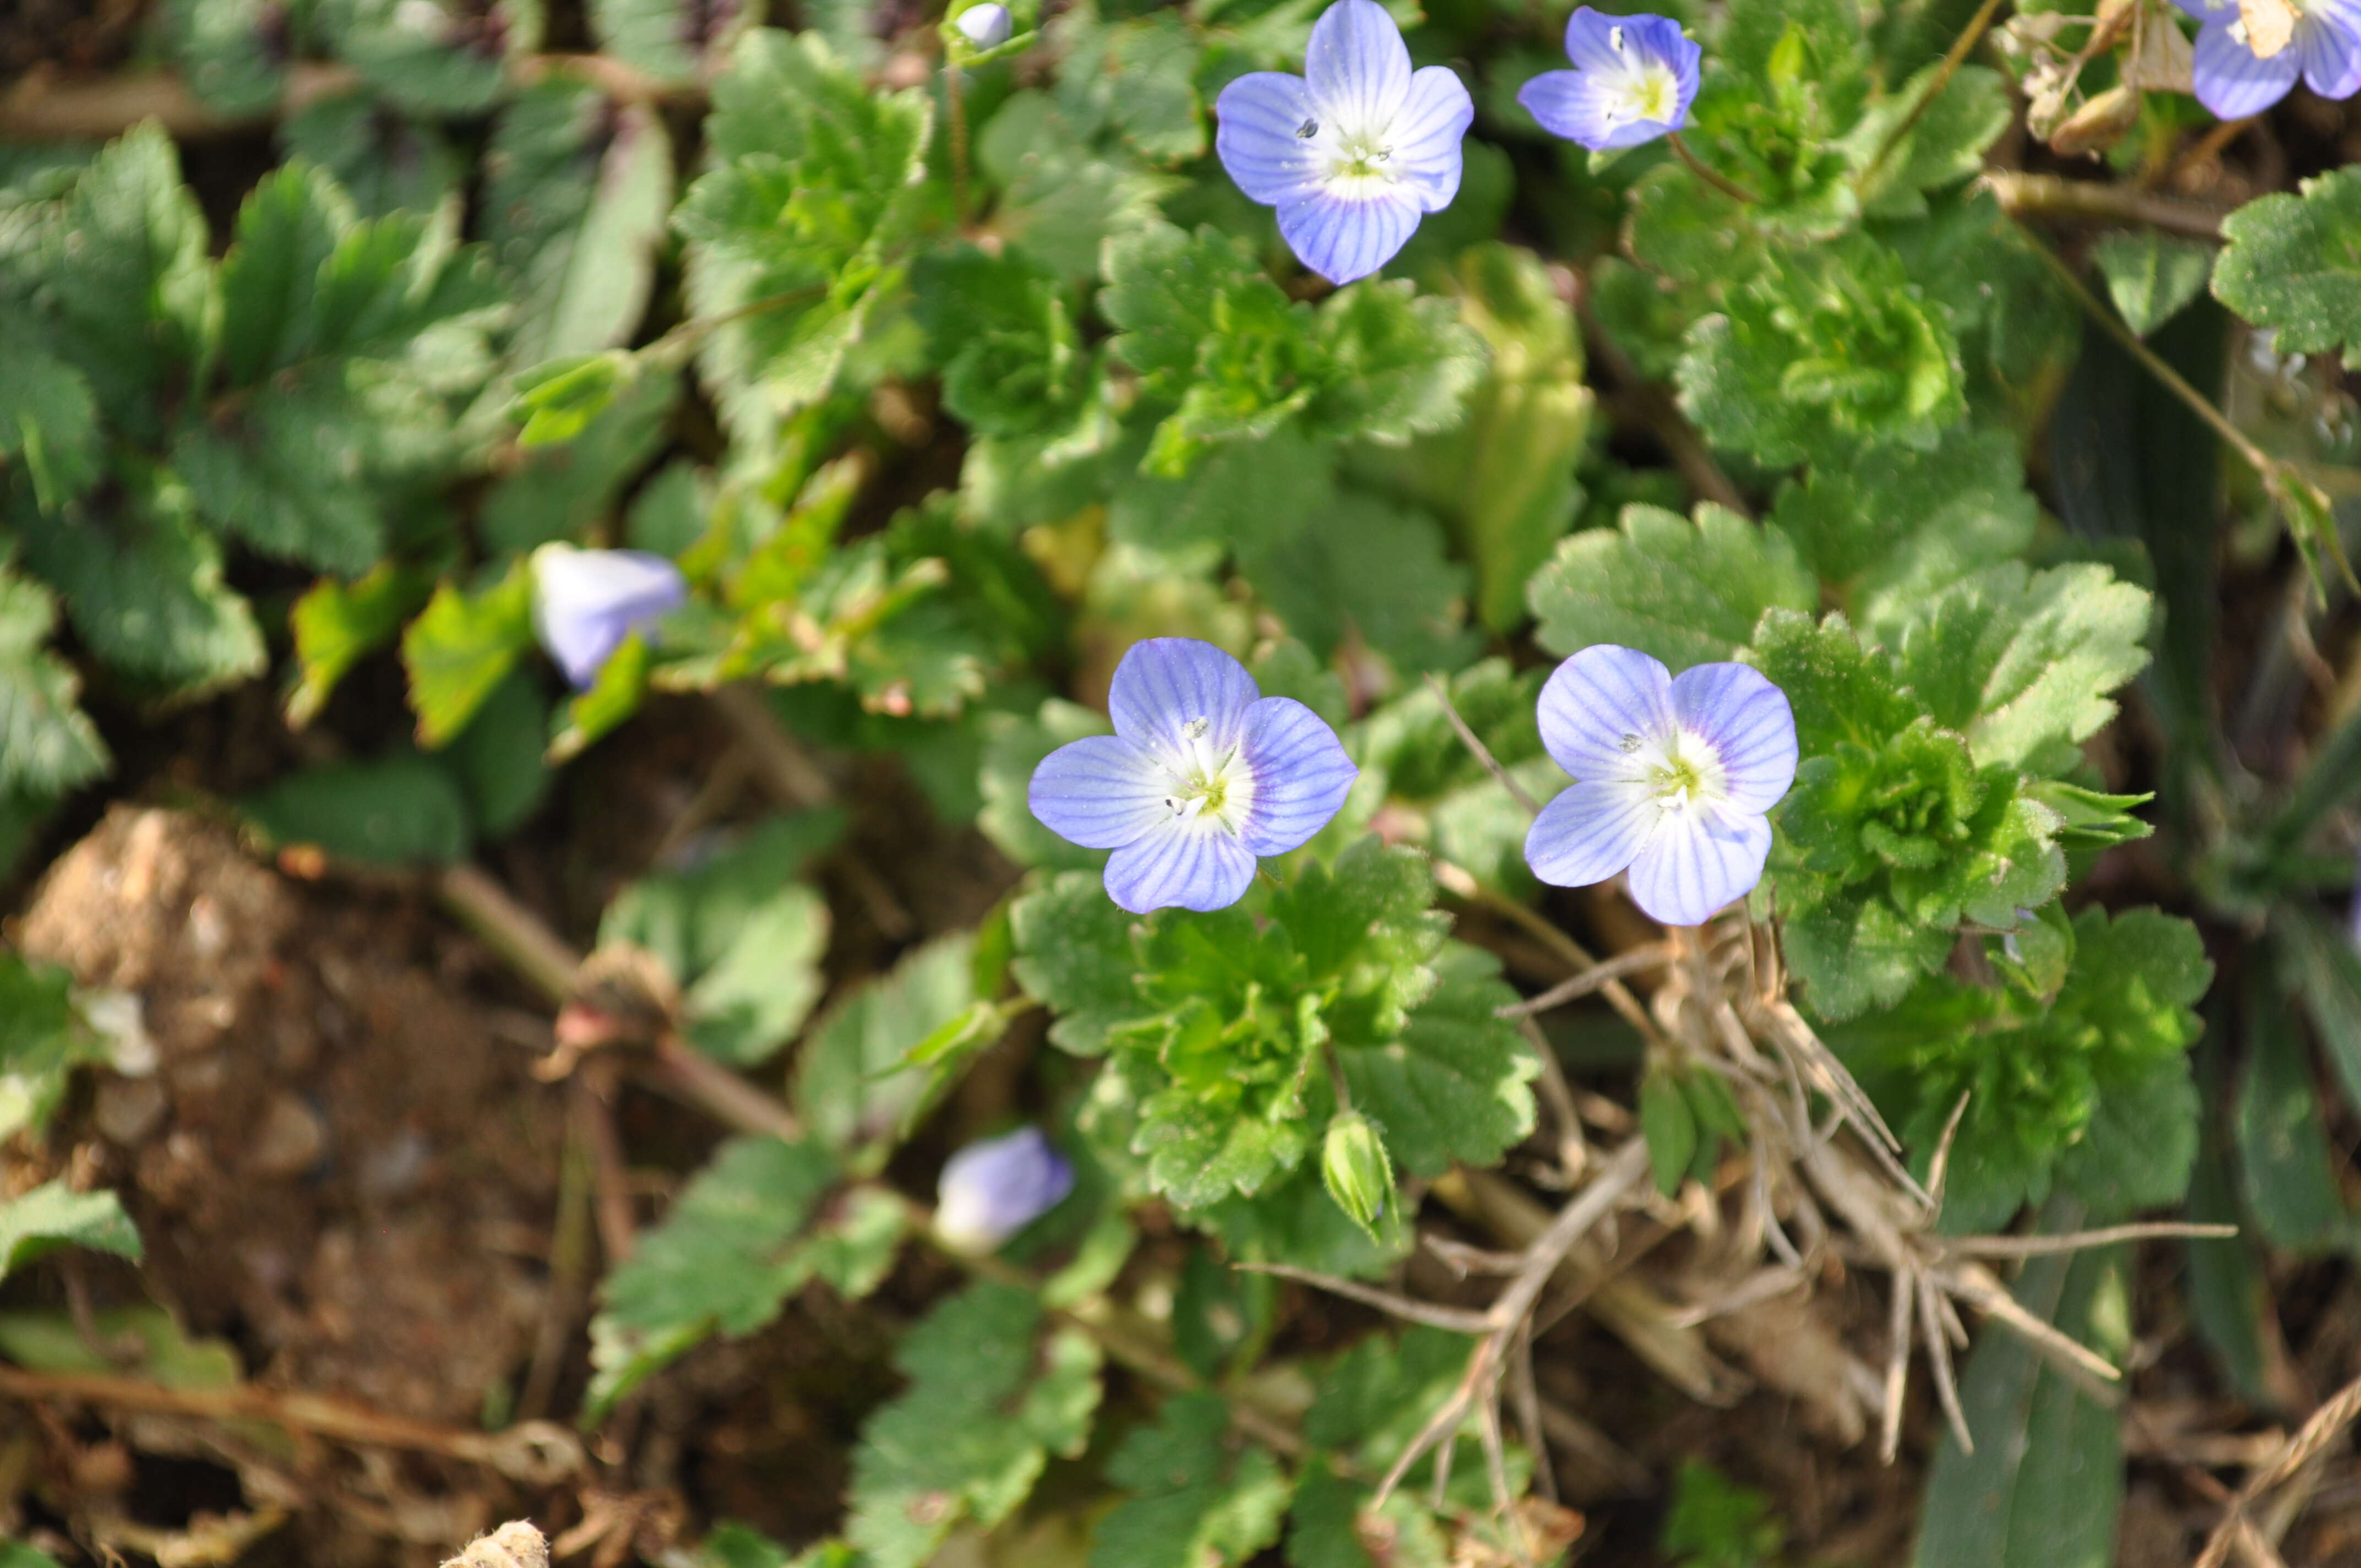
xmin=946 ymin=62 xmax=973 ymax=228
xmin=1984 ymin=170 xmax=2228 ymax=240
xmin=1858 ymin=0 xmax=2008 ymax=190
xmin=1666 ymin=132 xmax=1760 ymax=205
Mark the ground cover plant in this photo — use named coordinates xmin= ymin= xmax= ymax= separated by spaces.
xmin=10 ymin=0 xmax=2361 ymax=1562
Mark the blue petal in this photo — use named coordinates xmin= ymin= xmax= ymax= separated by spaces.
xmin=1561 ymin=6 xmax=1629 ymax=69
xmin=1216 ymin=71 xmax=1326 ymax=206
xmin=2168 ymin=0 xmax=2235 ymax=19
xmin=1108 ymin=638 xmax=1261 ymax=758
xmin=534 ymin=547 xmax=687 ymax=689
xmin=1518 ymin=69 xmax=1658 ymax=150
xmin=1525 ymin=777 xmax=1659 ymax=888
xmin=1536 ymin=644 xmax=1677 ymax=782
xmin=2298 ymin=5 xmax=2361 ymax=96
xmin=937 ymin=1126 xmax=1075 ymax=1249
xmin=2192 ymin=23 xmax=2300 ymax=116
xmin=1625 ymin=803 xmax=1770 ymax=927
xmin=1236 ymin=696 xmax=1358 ymax=855
xmin=1103 ymin=822 xmax=1258 ymax=913
xmin=1279 ymin=188 xmax=1423 ymax=284
xmin=1669 ymin=662 xmax=1797 ymax=815
xmin=1030 ymin=733 xmax=1168 ymax=850
xmin=1305 ymin=0 xmax=1411 ymax=129
xmin=1391 ymin=66 xmax=1475 ymax=211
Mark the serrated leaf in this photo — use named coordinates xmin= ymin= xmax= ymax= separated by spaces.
xmin=1239 ymin=490 xmax=1482 ymax=684
xmin=279 ymin=92 xmax=464 ymax=218
xmin=1010 ymin=870 xmax=1143 ymax=1056
xmin=1851 ymin=64 xmax=2010 ymax=220
xmin=0 ymin=1180 xmax=141 ymax=1283
xmin=2213 ymin=166 xmax=2361 ymax=368
xmin=913 ymin=246 xmax=1091 ymax=439
xmin=1334 ymin=946 xmax=1538 ymax=1179
xmin=589 ymin=1135 xmax=839 ymax=1412
xmin=485 ymin=81 xmax=674 ymax=366
xmin=287 ymin=563 xmax=432 ymax=729
xmin=0 ymin=569 xmax=108 ymax=798
xmin=1091 ymin=1392 xmax=1294 ymax=1568
xmin=1530 ymin=502 xmax=1816 ymax=669
xmin=980 ymin=91 xmax=1181 ymax=280
xmin=796 ymin=933 xmax=986 ymax=1158
xmin=1286 ymin=1459 xmax=1450 ymax=1568
xmin=676 ymin=29 xmax=938 ymax=431
xmin=592 ymin=0 xmax=751 ymax=82
xmin=684 ymin=885 xmax=830 ymax=1065
xmin=1057 ymin=8 xmax=1207 ymax=164
xmin=402 ymin=563 xmax=537 ymax=748
xmin=850 ymin=1282 xmax=1103 ymax=1568
xmin=1892 ymin=562 xmax=2152 ymax=771
xmin=1303 ymin=280 xmax=1488 ymax=445
xmin=0 ymin=308 xmax=100 ymax=510
xmin=480 ymin=363 xmax=682 ymax=552
xmin=0 ymin=953 xmax=106 ymax=1143
xmin=242 ymin=750 xmax=473 ymax=864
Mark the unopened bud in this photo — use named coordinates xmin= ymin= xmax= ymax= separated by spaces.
xmin=956 ymin=3 xmax=1013 ymax=48
xmin=2048 ymin=85 xmax=2140 ymax=157
xmin=1320 ymin=1112 xmax=1393 ymax=1238
xmin=936 ymin=1125 xmax=1074 ymax=1251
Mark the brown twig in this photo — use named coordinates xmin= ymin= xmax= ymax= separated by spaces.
xmin=1424 ymin=673 xmax=1543 ymax=819
xmin=1498 ymin=943 xmax=1674 ymax=1017
xmin=1983 ymin=170 xmax=2230 ymax=240
xmin=1858 ymin=0 xmax=2008 ymax=190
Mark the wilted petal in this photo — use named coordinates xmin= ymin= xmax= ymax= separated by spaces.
xmin=1305 ymin=0 xmax=1412 ymax=130
xmin=1029 ymin=733 xmax=1168 ymax=850
xmin=1236 ymin=696 xmax=1358 ymax=855
xmin=936 ymin=1126 xmax=1075 ymax=1251
xmin=1536 ymin=644 xmax=1677 ymax=782
xmin=1669 ymin=662 xmax=1798 ymax=815
xmin=1103 ymin=821 xmax=1259 ymax=913
xmin=2191 ymin=23 xmax=2300 ymax=116
xmin=1108 ymin=637 xmax=1261 ymax=758
xmin=1390 ymin=66 xmax=1476 ymax=210
xmin=1279 ymin=188 xmax=1423 ymax=284
xmin=532 ymin=545 xmax=687 ymax=689
xmin=1216 ymin=72 xmax=1328 ymax=206
xmin=1525 ymin=777 xmax=1660 ymax=888
xmin=2298 ymin=4 xmax=2361 ymax=96
xmin=1625 ymin=803 xmax=1771 ymax=927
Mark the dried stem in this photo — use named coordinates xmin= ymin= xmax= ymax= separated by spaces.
xmin=1667 ymin=132 xmax=1761 ymax=205
xmin=1984 ymin=170 xmax=2229 ymax=240
xmin=1498 ymin=943 xmax=1674 ymax=1017
xmin=2197 ymin=1370 xmax=2361 ymax=1568
xmin=1424 ymin=673 xmax=1542 ymax=819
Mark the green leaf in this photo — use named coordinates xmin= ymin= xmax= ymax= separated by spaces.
xmin=162 ymin=0 xmax=287 ymax=114
xmin=14 ymin=475 xmax=266 ymax=695
xmin=444 ymin=672 xmax=551 ymax=839
xmin=401 ymin=563 xmax=537 ymax=749
xmin=287 ymin=563 xmax=432 ymax=729
xmin=1829 ymin=908 xmax=2210 ymax=1231
xmin=1332 ymin=945 xmax=1538 ymax=1180
xmin=913 ymin=246 xmax=1092 ymax=439
xmin=1679 ymin=233 xmax=1965 ymax=467
xmin=1528 ymin=502 xmax=1816 ymax=669
xmin=1346 ymin=244 xmax=1593 ymax=633
xmin=589 ymin=1135 xmax=840 ymax=1412
xmin=548 ymin=629 xmax=652 ymax=763
xmin=1660 ymin=1460 xmax=1788 ymax=1568
xmin=979 ymin=91 xmax=1179 ymax=281
xmin=592 ymin=0 xmax=752 ymax=80
xmin=2093 ymin=231 xmax=2215 ymax=337
xmin=796 ymin=932 xmax=988 ymax=1159
xmin=1914 ymin=1240 xmax=2124 ymax=1568
xmin=0 ymin=953 xmax=106 ymax=1144
xmin=849 ymin=1282 xmax=1103 ymax=1568
xmin=480 ymin=363 xmax=682 ymax=552
xmin=1892 ymin=562 xmax=2152 ymax=771
xmin=241 ymin=751 xmax=472 ymax=864
xmin=1009 ymin=870 xmax=1146 ymax=1056
xmin=1303 ymin=280 xmax=1488 ymax=447
xmin=485 ymin=81 xmax=674 ymax=366
xmin=0 ymin=308 xmax=100 ymax=510
xmin=324 ymin=0 xmax=520 ymax=116
xmin=1286 ymin=1459 xmax=1450 ymax=1568
xmin=599 ymin=811 xmax=846 ymax=981
xmin=2277 ymin=903 xmax=2361 ymax=1113
xmin=1057 ymin=9 xmax=1208 ymax=164
xmin=1641 ymin=1069 xmax=1701 ymax=1197
xmin=278 ymin=92 xmax=463 ymax=218
xmin=1851 ymin=64 xmax=2010 ymax=220
xmin=684 ymin=886 xmax=830 ymax=1065
xmin=1767 ymin=424 xmax=2037 ymax=636
xmin=0 ymin=569 xmax=108 ymax=798
xmin=2234 ymin=976 xmax=2355 ymax=1253
xmin=0 ymin=1180 xmax=141 ymax=1284
xmin=2213 ymin=166 xmax=2361 ymax=368
xmin=1239 ymin=491 xmax=1482 ymax=684
xmin=1091 ymin=1392 xmax=1293 ymax=1568
xmin=676 ymin=29 xmax=938 ymax=430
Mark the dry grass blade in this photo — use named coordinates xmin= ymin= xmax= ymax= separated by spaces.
xmin=1425 ymin=673 xmax=1543 ymax=819
xmin=1232 ymin=1263 xmax=1497 ymax=1334
xmin=1497 ymin=945 xmax=1675 ymax=1017
xmin=2196 ymin=1370 xmax=2361 ymax=1568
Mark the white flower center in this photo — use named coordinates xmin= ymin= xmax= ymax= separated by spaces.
xmin=1595 ymin=27 xmax=1682 ymax=127
xmin=1160 ymin=717 xmax=1256 ymax=832
xmin=1630 ymin=726 xmax=1729 ymax=815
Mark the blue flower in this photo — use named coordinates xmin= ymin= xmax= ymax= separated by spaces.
xmin=1518 ymin=8 xmax=1701 ymax=151
xmin=531 ymin=544 xmax=687 ymax=690
xmin=1525 ymin=645 xmax=1797 ymax=928
xmin=2173 ymin=0 xmax=2361 ymax=117
xmin=955 ymin=2 xmax=1012 ymax=48
xmin=1029 ymin=637 xmax=1358 ymax=913
xmin=936 ymin=1126 xmax=1075 ymax=1250
xmin=1214 ymin=0 xmax=1474 ymax=285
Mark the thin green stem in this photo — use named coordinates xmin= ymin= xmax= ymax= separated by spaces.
xmin=1858 ymin=0 xmax=2007 ymax=191
xmin=946 ymin=61 xmax=973 ymax=228
xmin=1666 ymin=132 xmax=1760 ymax=205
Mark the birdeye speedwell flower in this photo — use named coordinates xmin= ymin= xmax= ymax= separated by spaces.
xmin=1525 ymin=645 xmax=1797 ymax=928
xmin=955 ymin=2 xmax=1013 ymax=49
xmin=1214 ymin=0 xmax=1474 ymax=286
xmin=2171 ymin=0 xmax=2361 ymax=117
xmin=1029 ymin=638 xmax=1358 ymax=914
xmin=937 ymin=1126 xmax=1075 ymax=1251
xmin=531 ymin=544 xmax=688 ymax=690
xmin=1519 ymin=8 xmax=1701 ymax=151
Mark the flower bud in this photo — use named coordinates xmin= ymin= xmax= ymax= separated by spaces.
xmin=1320 ymin=1111 xmax=1393 ymax=1238
xmin=935 ymin=1125 xmax=1074 ymax=1251
xmin=955 ymin=4 xmax=1013 ymax=48
xmin=530 ymin=543 xmax=687 ymax=689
